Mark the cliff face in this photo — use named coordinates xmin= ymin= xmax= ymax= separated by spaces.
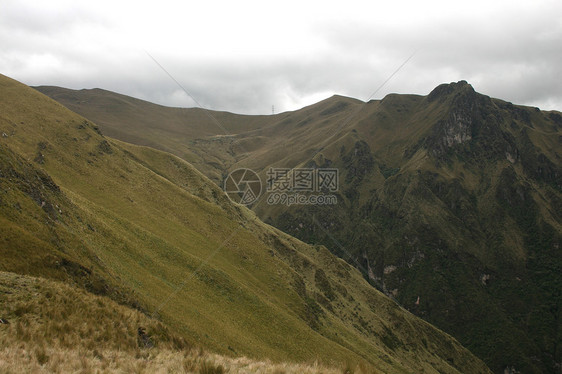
xmin=427 ymin=81 xmax=478 ymax=154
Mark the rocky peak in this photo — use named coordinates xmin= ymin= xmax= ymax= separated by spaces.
xmin=424 ymin=81 xmax=495 ymax=157
xmin=427 ymin=80 xmax=475 ymax=103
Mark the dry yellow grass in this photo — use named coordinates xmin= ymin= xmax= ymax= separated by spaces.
xmin=0 ymin=271 xmax=368 ymax=374
xmin=0 ymin=345 xmax=361 ymax=374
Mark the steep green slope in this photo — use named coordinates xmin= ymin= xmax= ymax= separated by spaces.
xmin=37 ymin=81 xmax=562 ymax=373
xmin=258 ymin=83 xmax=562 ymax=374
xmin=1 ymin=74 xmax=491 ymax=373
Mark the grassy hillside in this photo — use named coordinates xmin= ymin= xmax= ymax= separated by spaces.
xmin=33 ymin=86 xmax=271 ymax=182
xmin=36 ymin=81 xmax=562 ymax=373
xmin=0 ymin=271 xmax=345 ymax=373
xmin=1 ymin=74 xmax=491 ymax=373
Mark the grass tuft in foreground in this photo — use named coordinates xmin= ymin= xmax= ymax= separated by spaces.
xmin=0 ymin=271 xmax=366 ymax=374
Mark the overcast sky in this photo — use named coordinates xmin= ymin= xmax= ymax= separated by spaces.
xmin=1 ymin=0 xmax=561 ymax=114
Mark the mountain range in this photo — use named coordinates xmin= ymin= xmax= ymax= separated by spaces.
xmin=34 ymin=80 xmax=562 ymax=373
xmin=0 ymin=73 xmax=495 ymax=373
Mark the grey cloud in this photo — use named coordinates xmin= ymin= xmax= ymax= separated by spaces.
xmin=1 ymin=1 xmax=561 ymax=114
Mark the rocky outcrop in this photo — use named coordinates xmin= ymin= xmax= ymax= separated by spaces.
xmin=425 ymin=81 xmax=491 ymax=157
